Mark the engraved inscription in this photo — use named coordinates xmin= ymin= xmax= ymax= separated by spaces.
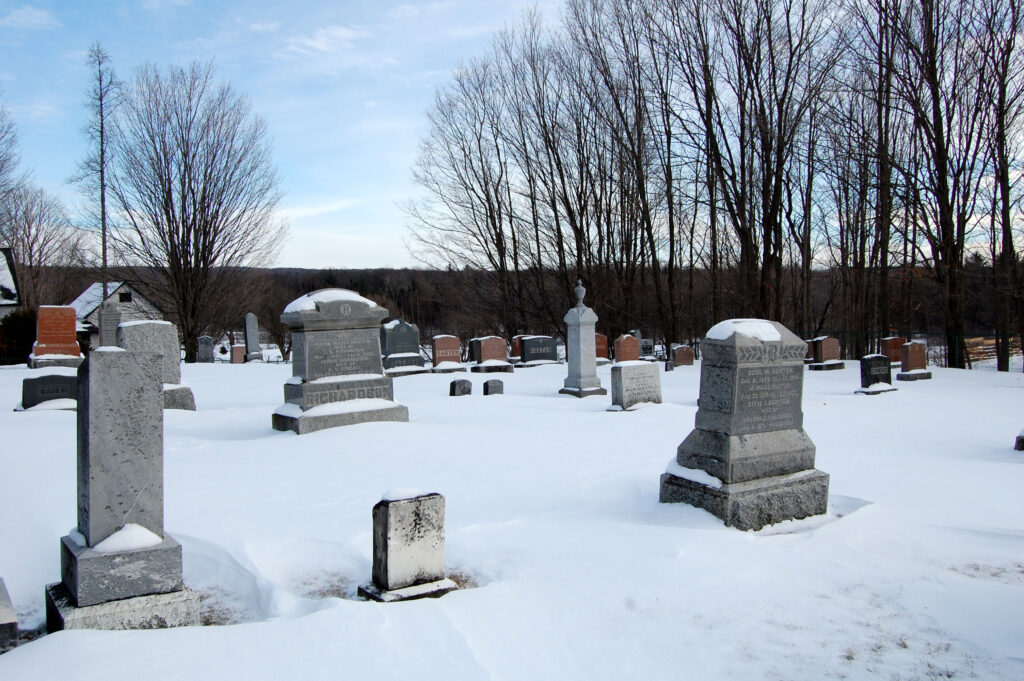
xmin=304 ymin=384 xmax=392 ymax=407
xmin=731 ymin=365 xmax=802 ymax=432
xmin=40 ymin=385 xmax=69 ymax=397
xmin=304 ymin=331 xmax=380 ymax=379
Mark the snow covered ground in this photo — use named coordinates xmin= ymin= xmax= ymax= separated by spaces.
xmin=0 ymin=358 xmax=1021 ymax=680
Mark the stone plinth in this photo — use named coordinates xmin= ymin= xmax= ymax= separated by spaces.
xmin=244 ymin=312 xmax=262 ymax=362
xmin=560 ymin=281 xmax=606 ymax=397
xmin=271 ymin=289 xmax=409 ymax=435
xmin=808 ymin=336 xmax=845 ymax=371
xmin=358 ymin=493 xmax=457 ymax=602
xmin=660 ymin=319 xmax=829 ymax=530
xmin=614 ymin=334 xmax=639 ymax=362
xmin=897 ymin=341 xmax=932 ymax=381
xmin=0 ymin=578 xmax=16 ymax=652
xmin=856 ymin=354 xmax=896 ymax=395
xmin=31 ymin=306 xmax=82 ymax=368
xmin=45 ymin=583 xmax=199 ymax=632
xmin=117 ymin=321 xmax=195 ymax=410
xmin=470 ymin=336 xmax=512 ymax=373
xmin=197 ymin=335 xmax=215 ymax=363
xmin=609 ymin=361 xmax=661 ymax=410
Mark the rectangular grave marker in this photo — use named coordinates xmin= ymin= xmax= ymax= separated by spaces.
xmin=856 ymin=354 xmax=896 ymax=394
xmin=610 ymin=362 xmax=662 ymax=410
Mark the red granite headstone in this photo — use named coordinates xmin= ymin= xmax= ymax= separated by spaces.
xmin=33 ymin=306 xmax=80 ymax=357
xmin=478 ymin=336 xmax=508 ymax=363
xmin=881 ymin=336 xmax=905 ymax=364
xmin=673 ymin=346 xmax=695 ymax=366
xmin=230 ymin=345 xmax=245 ymax=364
xmin=432 ymin=335 xmax=462 ymax=366
xmin=613 ymin=334 xmax=639 ymax=362
xmin=594 ymin=333 xmax=608 ymax=359
xmin=813 ymin=337 xmax=840 ymax=363
xmin=901 ymin=341 xmax=926 ymax=372
xmin=510 ymin=334 xmax=529 ymax=358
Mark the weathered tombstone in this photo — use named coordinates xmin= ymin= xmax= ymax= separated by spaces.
xmin=609 ymin=361 xmax=662 ymax=411
xmin=595 ymin=333 xmax=611 ymax=366
xmin=0 ymin=578 xmax=15 ymax=652
xmin=244 ymin=312 xmax=261 ymax=362
xmin=19 ymin=372 xmax=77 ymax=410
xmin=659 ymin=319 xmax=829 ymax=530
xmin=271 ymin=289 xmax=409 ymax=435
xmin=230 ymin=344 xmax=245 ymax=364
xmin=808 ymin=336 xmax=845 ymax=371
xmin=431 ymin=335 xmax=466 ymax=373
xmin=44 ymin=349 xmax=200 ymax=631
xmin=449 ymin=379 xmax=471 ymax=397
xmin=897 ymin=341 xmax=932 ymax=381
xmin=97 ymin=300 xmax=121 ymax=348
xmin=614 ymin=334 xmax=640 ymax=362
xmin=673 ymin=346 xmax=695 ymax=367
xmin=117 ymin=321 xmax=195 ymax=410
xmin=381 ymin=320 xmax=428 ymax=375
xmin=856 ymin=354 xmax=896 ymax=395
xmin=30 ymin=306 xmax=82 ymax=369
xmin=197 ymin=335 xmax=215 ymax=363
xmin=560 ymin=280 xmax=606 ymax=397
xmin=358 ymin=492 xmax=457 ymax=602
xmin=881 ymin=336 xmax=906 ymax=364
xmin=483 ymin=379 xmax=503 ymax=395
xmin=640 ymin=338 xmax=656 ymax=358
xmin=470 ymin=336 xmax=512 ymax=373
xmin=520 ymin=335 xmax=558 ymax=367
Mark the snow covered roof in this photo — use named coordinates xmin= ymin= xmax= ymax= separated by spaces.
xmin=0 ymin=247 xmax=19 ymax=305
xmin=69 ymin=282 xmax=124 ymax=318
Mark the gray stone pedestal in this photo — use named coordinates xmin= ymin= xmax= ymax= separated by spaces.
xmin=45 ymin=583 xmax=199 ymax=632
xmin=0 ymin=578 xmax=16 ymax=652
xmin=560 ymin=280 xmax=607 ymax=398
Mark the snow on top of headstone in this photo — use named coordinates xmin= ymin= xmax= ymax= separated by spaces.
xmin=383 ymin=319 xmax=401 ymax=329
xmin=119 ymin=319 xmax=172 ymax=327
xmin=381 ymin=488 xmax=429 ymax=502
xmin=705 ymin=319 xmax=781 ymax=342
xmin=94 ymin=346 xmax=126 ymax=352
xmin=284 ymin=289 xmax=377 ymax=313
xmin=93 ymin=523 xmax=163 ymax=553
xmin=433 ymin=334 xmax=457 ymax=340
xmin=864 ymin=353 xmax=887 ymax=359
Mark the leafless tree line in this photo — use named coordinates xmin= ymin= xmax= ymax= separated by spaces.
xmin=408 ymin=0 xmax=1024 ymax=369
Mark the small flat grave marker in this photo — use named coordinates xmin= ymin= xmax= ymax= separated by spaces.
xmin=449 ymin=379 xmax=471 ymax=397
xmin=483 ymin=379 xmax=503 ymax=395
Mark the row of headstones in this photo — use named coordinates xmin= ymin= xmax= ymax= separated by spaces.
xmin=804 ymin=335 xmax=931 ymax=377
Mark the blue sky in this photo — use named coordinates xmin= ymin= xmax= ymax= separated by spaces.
xmin=0 ymin=0 xmax=562 ymax=269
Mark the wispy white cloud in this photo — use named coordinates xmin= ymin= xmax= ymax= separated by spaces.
xmin=0 ymin=6 xmax=60 ymax=30
xmin=10 ymin=100 xmax=58 ymax=121
xmin=388 ymin=1 xmax=456 ymax=20
xmin=278 ymin=197 xmax=365 ymax=222
xmin=249 ymin=21 xmax=280 ymax=34
xmin=282 ymin=25 xmax=368 ymax=56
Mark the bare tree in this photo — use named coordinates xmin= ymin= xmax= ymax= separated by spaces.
xmin=107 ymin=61 xmax=287 ymax=361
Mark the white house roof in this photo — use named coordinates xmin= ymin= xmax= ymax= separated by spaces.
xmin=0 ymin=247 xmax=19 ymax=305
xmin=69 ymin=282 xmax=125 ymax=318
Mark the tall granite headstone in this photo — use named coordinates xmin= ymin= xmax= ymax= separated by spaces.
xmin=856 ymin=354 xmax=896 ymax=394
xmin=431 ymin=335 xmax=465 ymax=373
xmin=470 ymin=336 xmax=512 ymax=373
xmin=272 ymin=289 xmax=409 ymax=435
xmin=117 ymin=321 xmax=195 ymax=410
xmin=560 ymin=280 xmax=606 ymax=397
xmin=98 ymin=300 xmax=121 ymax=348
xmin=660 ymin=319 xmax=829 ymax=530
xmin=197 ymin=335 xmax=215 ymax=363
xmin=44 ymin=349 xmax=199 ymax=631
xmin=31 ymin=306 xmax=82 ymax=369
xmin=244 ymin=312 xmax=262 ymax=362
xmin=381 ymin=320 xmax=427 ymax=375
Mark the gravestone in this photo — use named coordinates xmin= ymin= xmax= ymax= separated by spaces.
xmin=640 ymin=338 xmax=656 ymax=358
xmin=470 ymin=336 xmax=512 ymax=373
xmin=560 ymin=280 xmax=606 ymax=397
xmin=358 ymin=492 xmax=457 ymax=602
xmin=381 ymin=320 xmax=427 ymax=375
xmin=431 ymin=335 xmax=465 ymax=373
xmin=881 ymin=336 xmax=906 ymax=364
xmin=98 ymin=300 xmax=121 ymax=348
xmin=856 ymin=354 xmax=896 ymax=395
xmin=0 ymin=578 xmax=15 ymax=652
xmin=897 ymin=341 xmax=932 ymax=381
xmin=20 ymin=372 xmax=77 ymax=410
xmin=230 ymin=345 xmax=245 ymax=363
xmin=510 ymin=335 xmax=529 ymax=362
xmin=519 ymin=335 xmax=558 ymax=367
xmin=808 ymin=336 xmax=845 ymax=371
xmin=1015 ymin=430 xmax=1024 ymax=451
xmin=31 ymin=306 xmax=82 ymax=369
xmin=271 ymin=289 xmax=409 ymax=435
xmin=44 ymin=348 xmax=200 ymax=631
xmin=197 ymin=335 xmax=215 ymax=363
xmin=803 ymin=340 xmax=814 ymax=364
xmin=449 ymin=379 xmax=471 ymax=397
xmin=467 ymin=338 xmax=482 ymax=364
xmin=673 ymin=346 xmax=695 ymax=367
xmin=659 ymin=319 xmax=829 ymax=530
xmin=665 ymin=361 xmax=675 ymax=372
xmin=609 ymin=362 xmax=662 ymax=411
xmin=595 ymin=333 xmax=611 ymax=366
xmin=483 ymin=379 xmax=503 ymax=395
xmin=614 ymin=334 xmax=640 ymax=362
xmin=117 ymin=321 xmax=195 ymax=410
xmin=244 ymin=312 xmax=261 ymax=362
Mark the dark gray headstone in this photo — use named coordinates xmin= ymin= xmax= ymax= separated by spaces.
xmin=520 ymin=336 xmax=557 ymax=365
xmin=468 ymin=338 xmax=482 ymax=364
xmin=22 ymin=373 xmax=77 ymax=409
xmin=860 ymin=355 xmax=892 ymax=389
xmin=449 ymin=379 xmax=472 ymax=396
xmin=382 ymin=320 xmax=420 ymax=356
xmin=244 ymin=312 xmax=261 ymax=362
xmin=197 ymin=335 xmax=215 ymax=363
xmin=483 ymin=379 xmax=503 ymax=395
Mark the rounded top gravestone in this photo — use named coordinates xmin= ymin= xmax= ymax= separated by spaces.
xmin=282 ymin=289 xmax=386 ymax=331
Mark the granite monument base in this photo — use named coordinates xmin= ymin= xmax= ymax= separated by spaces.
xmin=855 ymin=384 xmax=897 ymax=395
xmin=45 ymin=582 xmax=199 ymax=632
xmin=358 ymin=578 xmax=458 ymax=603
xmin=163 ymin=385 xmax=196 ymax=410
xmin=470 ymin=363 xmax=513 ymax=374
xmin=808 ymin=361 xmax=845 ymax=371
xmin=385 ymin=366 xmax=431 ymax=378
xmin=272 ymin=402 xmax=409 ymax=435
xmin=896 ymin=370 xmax=932 ymax=381
xmin=431 ymin=364 xmax=467 ymax=374
xmin=675 ymin=429 xmax=817 ymax=483
xmin=60 ymin=535 xmax=184 ymax=607
xmin=0 ymin=578 xmax=16 ymax=652
xmin=558 ymin=386 xmax=607 ymax=398
xmin=29 ymin=356 xmax=83 ymax=370
xmin=659 ymin=468 xmax=829 ymax=531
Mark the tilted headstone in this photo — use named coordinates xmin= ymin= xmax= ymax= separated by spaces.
xmin=613 ymin=334 xmax=639 ymax=362
xmin=610 ymin=361 xmax=662 ymax=410
xmin=117 ymin=321 xmax=195 ymax=410
xmin=197 ymin=335 xmax=215 ymax=363
xmin=98 ymin=300 xmax=121 ymax=348
xmin=560 ymin=280 xmax=606 ymax=397
xmin=431 ymin=335 xmax=465 ymax=373
xmin=244 ymin=312 xmax=261 ymax=362
xmin=381 ymin=320 xmax=427 ymax=374
xmin=470 ymin=336 xmax=512 ymax=374
xmin=0 ymin=578 xmax=16 ymax=652
xmin=660 ymin=319 xmax=829 ymax=530
xmin=595 ymin=333 xmax=610 ymax=366
xmin=520 ymin=335 xmax=558 ymax=366
xmin=483 ymin=379 xmax=503 ymax=395
xmin=897 ymin=341 xmax=932 ymax=381
xmin=358 ymin=492 xmax=457 ymax=602
xmin=20 ymin=373 xmax=77 ymax=410
xmin=856 ymin=354 xmax=896 ymax=394
xmin=449 ymin=379 xmax=471 ymax=397
xmin=272 ymin=289 xmax=409 ymax=435
xmin=44 ymin=349 xmax=199 ymax=631
xmin=808 ymin=336 xmax=845 ymax=371
xmin=673 ymin=346 xmax=695 ymax=367
xmin=881 ymin=336 xmax=905 ymax=364
xmin=31 ymin=306 xmax=82 ymax=369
